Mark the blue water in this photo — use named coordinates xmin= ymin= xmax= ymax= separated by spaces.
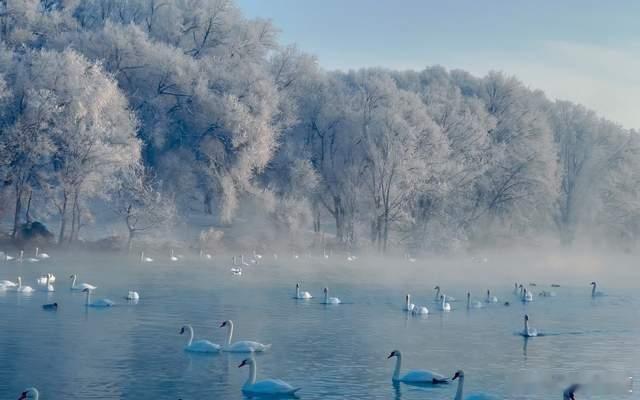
xmin=0 ymin=253 xmax=638 ymax=399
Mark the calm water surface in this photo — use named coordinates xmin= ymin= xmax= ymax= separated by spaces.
xmin=0 ymin=252 xmax=638 ymax=399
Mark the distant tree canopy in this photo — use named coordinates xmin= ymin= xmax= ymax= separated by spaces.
xmin=0 ymin=0 xmax=638 ymax=251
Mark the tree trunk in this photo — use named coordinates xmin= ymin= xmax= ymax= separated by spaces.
xmin=333 ymin=196 xmax=344 ymax=244
xmin=12 ymin=185 xmax=23 ymax=239
xmin=204 ymin=190 xmax=213 ymax=215
xmin=127 ymin=229 xmax=135 ymax=252
xmin=24 ymin=189 xmax=33 ymax=223
xmin=58 ymin=193 xmax=68 ymax=245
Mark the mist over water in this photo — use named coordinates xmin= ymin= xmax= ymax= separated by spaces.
xmin=0 ymin=249 xmax=638 ymax=399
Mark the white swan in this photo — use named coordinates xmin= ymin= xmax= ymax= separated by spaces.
xmin=16 ymin=277 xmax=34 ymax=293
xmin=126 ymin=291 xmax=140 ymax=300
xmin=41 ymin=275 xmax=54 ymax=292
xmin=220 ymin=320 xmax=271 ymax=352
xmin=5 ymin=253 xmax=14 ymax=261
xmin=563 ymin=384 xmax=580 ymax=400
xmin=522 ymin=288 xmax=533 ymax=302
xmin=485 ymin=290 xmax=498 ymax=303
xmin=404 ymin=294 xmax=415 ymax=312
xmin=170 ymin=249 xmax=179 ymax=262
xmin=239 ymin=357 xmax=300 ymax=396
xmin=18 ymin=387 xmax=39 ymax=399
xmin=387 ymin=350 xmax=448 ymax=384
xmin=140 ymin=252 xmax=153 ymax=263
xmin=0 ymin=279 xmax=17 ymax=288
xmin=520 ymin=314 xmax=538 ymax=337
xmin=322 ymin=287 xmax=341 ymax=304
xmin=231 ymin=267 xmax=242 ymax=276
xmin=37 ymin=273 xmax=56 ymax=285
xmin=70 ymin=274 xmax=97 ymax=291
xmin=440 ymin=295 xmax=451 ymax=312
xmin=412 ymin=305 xmax=429 ymax=315
xmin=82 ymin=288 xmax=114 ymax=307
xmin=590 ymin=281 xmax=605 ymax=297
xmin=294 ymin=283 xmax=312 ymax=299
xmin=35 ymin=247 xmax=50 ymax=259
xmin=452 ymin=370 xmax=496 ymax=400
xmin=466 ymin=292 xmax=482 ymax=309
xmin=180 ymin=325 xmax=220 ymax=353
xmin=434 ymin=286 xmax=456 ymax=302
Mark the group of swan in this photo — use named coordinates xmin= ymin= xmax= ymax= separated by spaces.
xmin=0 ymin=277 xmax=34 ymax=293
xmin=1 ymin=248 xmax=50 ymax=263
xmin=292 ymin=284 xmax=340 ymax=304
xmin=180 ymin=320 xmax=271 ymax=354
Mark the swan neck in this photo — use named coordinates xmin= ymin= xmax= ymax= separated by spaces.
xmin=392 ymin=354 xmax=402 ymax=381
xmin=18 ymin=277 xmax=22 ymax=289
xmin=296 ymin=285 xmax=300 ymax=298
xmin=226 ymin=321 xmax=234 ymax=346
xmin=454 ymin=375 xmax=464 ymax=400
xmin=245 ymin=360 xmax=257 ymax=387
xmin=435 ymin=287 xmax=440 ymax=301
xmin=405 ymin=295 xmax=410 ymax=309
xmin=187 ymin=325 xmax=194 ymax=346
xmin=441 ymin=295 xmax=446 ymax=308
xmin=524 ymin=318 xmax=529 ymax=334
xmin=71 ymin=275 xmax=76 ymax=289
xmin=592 ymin=284 xmax=596 ymax=296
xmin=467 ymin=294 xmax=470 ymax=308
xmin=85 ymin=290 xmax=91 ymax=306
xmin=324 ymin=290 xmax=328 ymax=304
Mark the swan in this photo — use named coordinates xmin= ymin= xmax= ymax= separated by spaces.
xmin=452 ymin=370 xmax=496 ymax=400
xmin=18 ymin=387 xmax=39 ymax=399
xmin=37 ymin=273 xmax=56 ymax=285
xmin=180 ymin=325 xmax=220 ymax=353
xmin=412 ymin=305 xmax=429 ymax=315
xmin=563 ymin=384 xmax=580 ymax=400
xmin=403 ymin=294 xmax=415 ymax=312
xmin=126 ymin=291 xmax=140 ymax=300
xmin=16 ymin=277 xmax=34 ymax=293
xmin=220 ymin=320 xmax=271 ymax=352
xmin=294 ymin=283 xmax=312 ymax=299
xmin=387 ymin=350 xmax=448 ymax=384
xmin=140 ymin=252 xmax=153 ymax=263
xmin=241 ymin=255 xmax=250 ymax=266
xmin=253 ymin=250 xmax=263 ymax=260
xmin=170 ymin=249 xmax=179 ymax=261
xmin=440 ymin=295 xmax=451 ymax=312
xmin=70 ymin=274 xmax=97 ymax=291
xmin=0 ymin=279 xmax=17 ymax=288
xmin=591 ymin=281 xmax=605 ymax=297
xmin=231 ymin=267 xmax=242 ymax=276
xmin=520 ymin=314 xmax=538 ymax=337
xmin=17 ymin=250 xmax=24 ymax=262
xmin=466 ymin=292 xmax=482 ymax=309
xmin=434 ymin=286 xmax=456 ymax=302
xmin=35 ymin=247 xmax=50 ymax=259
xmin=205 ymin=253 xmax=212 ymax=259
xmin=82 ymin=288 xmax=114 ymax=307
xmin=522 ymin=288 xmax=533 ymax=302
xmin=5 ymin=254 xmax=14 ymax=261
xmin=322 ymin=287 xmax=341 ymax=304
xmin=41 ymin=275 xmax=54 ymax=292
xmin=485 ymin=290 xmax=498 ymax=303
xmin=238 ymin=357 xmax=300 ymax=396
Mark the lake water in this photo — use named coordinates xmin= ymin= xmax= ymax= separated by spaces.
xmin=0 ymin=250 xmax=638 ymax=399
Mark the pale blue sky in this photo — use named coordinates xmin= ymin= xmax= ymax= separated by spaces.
xmin=237 ymin=1 xmax=640 ymax=129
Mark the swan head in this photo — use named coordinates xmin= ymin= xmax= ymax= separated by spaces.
xmin=452 ymin=370 xmax=464 ymax=380
xmin=387 ymin=350 xmax=400 ymax=359
xmin=434 ymin=285 xmax=440 ymax=290
xmin=179 ymin=326 xmax=188 ymax=335
xmin=220 ymin=320 xmax=231 ymax=328
xmin=238 ymin=358 xmax=254 ymax=368
xmin=524 ymin=314 xmax=529 ymax=321
xmin=18 ymin=388 xmax=38 ymax=399
xmin=323 ymin=287 xmax=328 ymax=293
xmin=563 ymin=384 xmax=580 ymax=400
xmin=590 ymin=281 xmax=596 ymax=286
xmin=69 ymin=274 xmax=76 ymax=279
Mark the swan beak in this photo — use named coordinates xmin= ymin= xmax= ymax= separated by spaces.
xmin=18 ymin=392 xmax=27 ymax=400
xmin=238 ymin=360 xmax=247 ymax=368
xmin=220 ymin=322 xmax=226 ymax=328
xmin=452 ymin=373 xmax=459 ymax=380
xmin=387 ymin=353 xmax=393 ymax=359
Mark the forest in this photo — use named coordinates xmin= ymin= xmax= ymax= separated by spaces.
xmin=1 ymin=0 xmax=639 ymax=253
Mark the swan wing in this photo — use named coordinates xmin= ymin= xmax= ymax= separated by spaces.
xmin=245 ymin=379 xmax=299 ymax=395
xmin=227 ymin=341 xmax=271 ymax=352
xmin=186 ymin=340 xmax=220 ymax=352
xmin=81 ymin=283 xmax=97 ymax=290
xmin=0 ymin=280 xmax=17 ymax=287
xmin=401 ymin=369 xmax=447 ymax=383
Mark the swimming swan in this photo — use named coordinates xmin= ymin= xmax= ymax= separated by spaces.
xmin=522 ymin=288 xmax=533 ymax=302
xmin=294 ymin=283 xmax=312 ymax=299
xmin=140 ymin=252 xmax=153 ymax=263
xmin=590 ymin=282 xmax=605 ymax=297
xmin=440 ymin=295 xmax=451 ymax=312
xmin=41 ymin=274 xmax=54 ymax=292
xmin=82 ymin=288 xmax=114 ymax=307
xmin=220 ymin=320 xmax=271 ymax=352
xmin=35 ymin=247 xmax=50 ymax=259
xmin=404 ymin=294 xmax=415 ymax=312
xmin=18 ymin=387 xmax=39 ymax=399
xmin=238 ymin=357 xmax=301 ymax=396
xmin=16 ymin=277 xmax=34 ymax=293
xmin=180 ymin=325 xmax=220 ymax=353
xmin=322 ymin=287 xmax=341 ymax=304
xmin=485 ymin=290 xmax=498 ymax=303
xmin=520 ymin=314 xmax=538 ymax=337
xmin=37 ymin=273 xmax=56 ymax=285
xmin=387 ymin=350 xmax=448 ymax=384
xmin=70 ymin=274 xmax=96 ymax=291
xmin=467 ymin=292 xmax=482 ymax=309
xmin=452 ymin=370 xmax=496 ymax=400
xmin=412 ymin=305 xmax=429 ymax=315
xmin=126 ymin=291 xmax=140 ymax=300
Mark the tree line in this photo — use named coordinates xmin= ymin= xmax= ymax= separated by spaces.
xmin=0 ymin=0 xmax=638 ymax=252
